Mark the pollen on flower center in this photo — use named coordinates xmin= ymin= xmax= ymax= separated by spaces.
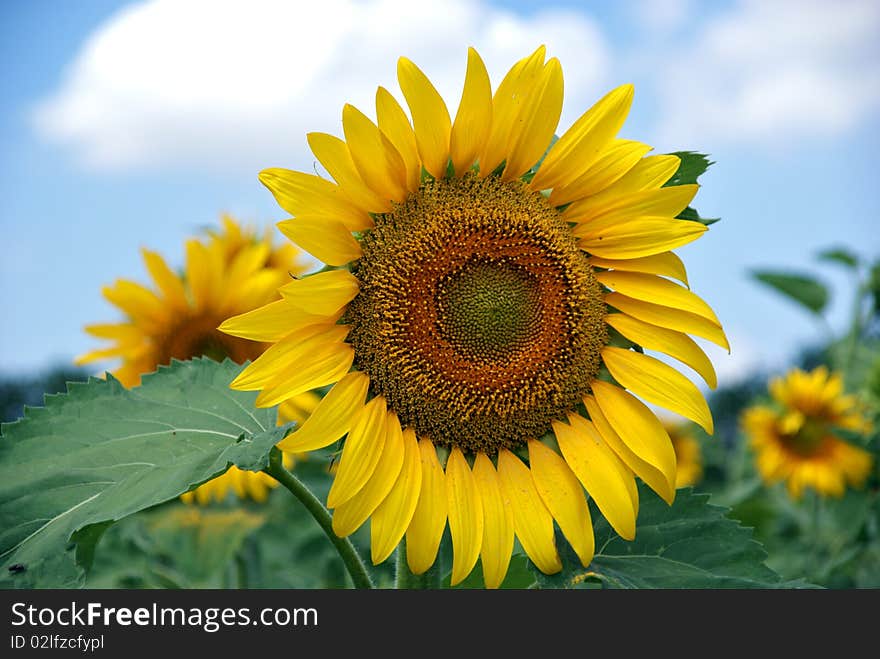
xmin=782 ymin=418 xmax=828 ymax=456
xmin=345 ymin=174 xmax=608 ymax=454
xmin=437 ymin=259 xmax=542 ymax=361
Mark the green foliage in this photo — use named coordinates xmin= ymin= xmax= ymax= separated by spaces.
xmin=0 ymin=358 xmax=290 ymax=588
xmin=86 ymin=506 xmax=267 ymax=589
xmin=1 ymin=365 xmax=89 ymax=424
xmin=663 ymin=151 xmax=719 ymax=225
xmin=531 ymin=484 xmax=801 ymax=588
xmin=664 ymin=151 xmax=714 ymax=187
xmin=817 ymin=247 xmax=859 ymax=270
xmin=751 ymin=270 xmax=830 ymax=314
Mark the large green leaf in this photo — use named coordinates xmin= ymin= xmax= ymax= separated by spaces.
xmin=0 ymin=358 xmax=290 ymax=588
xmin=532 ymin=484 xmax=806 ymax=588
xmin=752 ymin=270 xmax=829 ymax=314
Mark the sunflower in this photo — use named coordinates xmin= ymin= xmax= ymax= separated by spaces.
xmin=741 ymin=366 xmax=874 ymax=500
xmin=76 ymin=214 xmax=318 ymax=503
xmin=221 ymin=46 xmax=727 ymax=587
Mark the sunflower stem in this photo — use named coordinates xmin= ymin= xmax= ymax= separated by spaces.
xmin=266 ymin=448 xmax=374 ymax=589
xmin=394 ymin=539 xmax=440 ymax=589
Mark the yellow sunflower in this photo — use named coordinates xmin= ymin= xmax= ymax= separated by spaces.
xmin=741 ymin=366 xmax=874 ymax=500
xmin=76 ymin=214 xmax=318 ymax=504
xmin=221 ymin=46 xmax=727 ymax=587
xmin=663 ymin=421 xmax=703 ymax=488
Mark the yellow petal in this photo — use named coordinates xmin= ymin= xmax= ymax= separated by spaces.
xmin=74 ymin=345 xmax=134 ymax=365
xmin=496 ymin=448 xmax=561 ymax=575
xmin=276 ymin=216 xmax=362 ymax=267
xmin=326 ymin=396 xmax=388 ymax=509
xmin=589 ymin=251 xmax=689 ymax=287
xmin=406 ymin=439 xmax=447 ymax=575
xmin=397 ymin=57 xmax=451 ymax=178
xmin=528 ymin=440 xmax=594 ymax=567
xmin=594 ymin=153 xmax=682 ymax=198
xmin=445 ymin=447 xmax=483 ymax=586
xmin=253 ymin=341 xmax=354 ymax=407
xmin=371 ymin=427 xmax=423 ymax=564
xmin=258 ymin=168 xmax=372 ymax=232
xmin=141 ymin=248 xmax=187 ymax=310
xmin=342 ymin=103 xmax=408 ymax=203
xmin=184 ymin=239 xmax=219 ymax=312
xmin=597 ymin=271 xmax=719 ymax=326
xmin=332 ymin=411 xmax=405 ymax=537
xmin=472 ymin=452 xmax=514 ymax=589
xmin=566 ymin=183 xmax=698 ymax=225
xmin=102 ymin=280 xmax=164 ymax=330
xmin=230 ymin=323 xmax=349 ymax=390
xmin=278 ymin=371 xmax=370 ymax=452
xmin=226 ymin=269 xmax=287 ymax=315
xmin=450 ymin=47 xmax=492 ymax=176
xmin=548 ymin=139 xmax=652 ymax=206
xmin=479 ymin=45 xmax=546 ymax=175
xmin=578 ymin=216 xmax=707 ymax=259
xmin=605 ymin=292 xmax=730 ymax=351
xmin=307 ymin=131 xmax=391 ymax=213
xmin=584 ymin=393 xmax=675 ymax=504
xmin=532 ymin=83 xmax=634 ymax=191
xmin=606 ymin=313 xmax=717 ymax=389
xmin=220 ymin=299 xmax=340 ymax=343
xmin=376 ymin=87 xmax=422 ymax=192
xmin=278 ymin=269 xmax=359 ymax=317
xmin=502 ymin=57 xmax=563 ymax=180
xmin=553 ymin=415 xmax=638 ymax=540
xmin=602 ymin=347 xmax=714 ymax=434
xmin=83 ymin=322 xmax=140 ymax=341
xmin=277 ymin=392 xmax=320 ymax=427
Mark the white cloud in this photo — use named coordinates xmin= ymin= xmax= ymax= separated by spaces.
xmin=33 ymin=0 xmax=608 ymax=174
xmin=651 ymin=0 xmax=880 ymax=147
xmin=629 ymin=0 xmax=694 ymax=35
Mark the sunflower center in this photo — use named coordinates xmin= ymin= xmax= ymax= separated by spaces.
xmin=783 ymin=418 xmax=827 ymax=456
xmin=157 ymin=315 xmax=263 ymax=367
xmin=345 ymin=175 xmax=607 ymax=455
xmin=437 ymin=260 xmax=541 ymax=360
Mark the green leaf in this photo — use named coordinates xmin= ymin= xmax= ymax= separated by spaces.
xmin=662 ymin=152 xmax=719 ymax=225
xmin=752 ymin=270 xmax=829 ymax=314
xmin=663 ymin=151 xmax=714 ymax=187
xmin=85 ymin=505 xmax=268 ymax=589
xmin=0 ymin=357 xmax=291 ymax=588
xmin=531 ymin=484 xmax=809 ymax=588
xmin=817 ymin=247 xmax=859 ymax=269
xmin=677 ymin=205 xmax=720 ymax=226
xmin=869 ymin=259 xmax=880 ymax=314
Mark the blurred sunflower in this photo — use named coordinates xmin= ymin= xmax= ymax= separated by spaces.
xmin=663 ymin=421 xmax=703 ymax=488
xmin=741 ymin=366 xmax=874 ymax=500
xmin=77 ymin=215 xmax=318 ymax=504
xmin=221 ymin=46 xmax=726 ymax=587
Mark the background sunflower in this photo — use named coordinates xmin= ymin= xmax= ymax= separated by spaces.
xmin=77 ymin=215 xmax=319 ymax=504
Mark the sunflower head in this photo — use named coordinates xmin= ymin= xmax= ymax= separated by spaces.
xmin=222 ymin=46 xmax=727 ymax=587
xmin=77 ymin=215 xmax=315 ymax=504
xmin=741 ymin=366 xmax=875 ymax=499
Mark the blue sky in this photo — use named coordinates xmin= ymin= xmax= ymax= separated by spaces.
xmin=1 ymin=0 xmax=878 ymax=388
